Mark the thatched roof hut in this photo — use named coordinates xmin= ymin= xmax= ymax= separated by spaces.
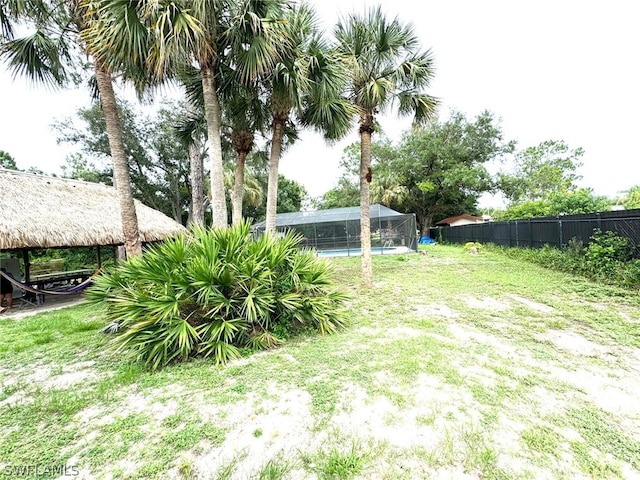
xmin=0 ymin=169 xmax=186 ymax=250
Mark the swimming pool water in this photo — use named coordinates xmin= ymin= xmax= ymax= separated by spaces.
xmin=316 ymin=246 xmax=413 ymax=258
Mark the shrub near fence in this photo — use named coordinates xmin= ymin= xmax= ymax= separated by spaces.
xmin=431 ymin=208 xmax=640 ymax=253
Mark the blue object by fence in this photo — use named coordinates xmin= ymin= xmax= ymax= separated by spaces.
xmin=419 ymin=236 xmax=435 ymax=245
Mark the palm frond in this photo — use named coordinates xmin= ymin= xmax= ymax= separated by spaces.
xmin=0 ymin=29 xmax=69 ymax=87
xmin=335 ymin=5 xmax=438 ymax=126
xmin=397 ymin=91 xmax=439 ymax=125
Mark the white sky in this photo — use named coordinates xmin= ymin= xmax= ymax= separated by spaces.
xmin=1 ymin=0 xmax=639 ymax=207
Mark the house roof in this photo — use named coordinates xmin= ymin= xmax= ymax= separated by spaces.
xmin=0 ymin=169 xmax=186 ymax=250
xmin=252 ymin=204 xmax=406 ymax=229
xmin=435 ymin=214 xmax=484 ymax=226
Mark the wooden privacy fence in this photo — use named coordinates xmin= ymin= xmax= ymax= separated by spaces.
xmin=430 ymin=209 xmax=640 ymax=250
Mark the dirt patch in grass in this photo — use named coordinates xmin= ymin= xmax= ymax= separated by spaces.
xmin=542 ymin=330 xmax=609 ymax=357
xmin=192 ymin=383 xmax=315 ymax=478
xmin=463 ymin=296 xmax=510 ymax=311
xmin=508 ymin=294 xmax=555 ymax=313
xmin=413 ymin=302 xmax=461 ymax=319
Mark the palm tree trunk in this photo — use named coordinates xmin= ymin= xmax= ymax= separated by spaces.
xmin=360 ymin=127 xmax=373 ymax=286
xmin=188 ymin=138 xmax=205 ymax=226
xmin=265 ymin=120 xmax=284 ymax=235
xmin=231 ymin=151 xmax=247 ymax=225
xmin=201 ymin=64 xmax=228 ymax=228
xmin=94 ymin=63 xmax=142 ymax=258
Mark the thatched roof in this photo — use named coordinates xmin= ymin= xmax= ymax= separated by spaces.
xmin=0 ymin=169 xmax=186 ymax=250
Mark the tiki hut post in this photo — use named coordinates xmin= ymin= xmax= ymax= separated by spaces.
xmin=22 ymin=248 xmax=30 ymax=283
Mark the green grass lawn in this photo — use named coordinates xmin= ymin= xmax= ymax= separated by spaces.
xmin=1 ymin=245 xmax=639 ymax=479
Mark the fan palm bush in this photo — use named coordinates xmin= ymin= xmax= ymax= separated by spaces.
xmin=87 ymin=223 xmax=347 ymax=370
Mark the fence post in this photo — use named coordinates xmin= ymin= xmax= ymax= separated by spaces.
xmin=515 ymin=220 xmax=519 ymax=247
xmin=529 ymin=219 xmax=533 ymax=247
xmin=558 ymin=219 xmax=563 ymax=248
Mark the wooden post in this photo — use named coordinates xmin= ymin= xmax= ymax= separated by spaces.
xmin=22 ymin=249 xmax=30 ymax=282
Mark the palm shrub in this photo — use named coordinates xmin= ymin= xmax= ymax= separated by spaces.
xmin=87 ymin=222 xmax=347 ymax=369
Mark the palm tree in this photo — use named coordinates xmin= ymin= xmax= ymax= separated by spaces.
xmin=335 ymin=7 xmax=438 ymax=285
xmin=181 ymin=0 xmax=283 ymax=228
xmin=174 ymin=83 xmax=208 ymax=227
xmin=88 ymin=0 xmax=283 ymax=230
xmin=221 ymin=84 xmax=270 ymax=225
xmin=372 ymin=172 xmax=408 ymax=209
xmin=263 ymin=3 xmax=353 ymax=235
xmin=223 ymin=165 xmax=264 ymax=215
xmin=0 ymin=0 xmax=166 ymax=257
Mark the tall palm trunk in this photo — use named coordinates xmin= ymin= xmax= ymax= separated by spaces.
xmin=359 ymin=120 xmax=374 ymax=286
xmin=94 ymin=63 xmax=142 ymax=258
xmin=201 ymin=64 xmax=227 ymax=228
xmin=265 ymin=119 xmax=285 ymax=235
xmin=188 ymin=139 xmax=205 ymax=226
xmin=231 ymin=151 xmax=247 ymax=225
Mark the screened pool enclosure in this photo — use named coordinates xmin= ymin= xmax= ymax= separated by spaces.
xmin=252 ymin=205 xmax=418 ymax=257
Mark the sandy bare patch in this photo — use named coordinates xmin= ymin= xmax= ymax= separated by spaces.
xmin=508 ymin=294 xmax=554 ymax=314
xmin=414 ymin=303 xmax=460 ymax=319
xmin=279 ymin=353 xmax=299 ymax=363
xmin=43 ymin=361 xmax=99 ymax=389
xmin=541 ymin=330 xmax=609 ymax=357
xmin=618 ymin=310 xmax=640 ymax=324
xmin=463 ymin=296 xmax=510 ymax=311
xmin=331 ymin=383 xmax=414 ymax=447
xmin=194 ymin=383 xmax=315 ymax=479
xmin=47 ymin=370 xmax=98 ymax=389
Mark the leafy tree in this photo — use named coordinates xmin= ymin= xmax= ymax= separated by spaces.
xmin=494 ymin=188 xmax=612 ymax=220
xmin=61 ymin=153 xmax=111 ymax=184
xmin=335 ymin=6 xmax=438 ymax=285
xmin=273 ymin=176 xmax=307 ymax=214
xmin=498 ymin=140 xmax=584 ymax=204
xmin=54 ymin=100 xmax=193 ymax=223
xmin=0 ymin=150 xmax=17 ymax=170
xmin=245 ymin=174 xmax=308 ymax=222
xmin=622 ymin=186 xmax=640 ymax=210
xmin=314 ymin=178 xmax=359 ymax=209
xmin=546 ymin=189 xmax=610 ymax=216
xmin=391 ymin=111 xmax=512 ymax=234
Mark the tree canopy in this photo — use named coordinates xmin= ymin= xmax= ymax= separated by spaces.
xmin=622 ymin=186 xmax=640 ymax=210
xmin=498 ymin=140 xmax=584 ymax=204
xmin=493 ymin=188 xmax=611 ymax=220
